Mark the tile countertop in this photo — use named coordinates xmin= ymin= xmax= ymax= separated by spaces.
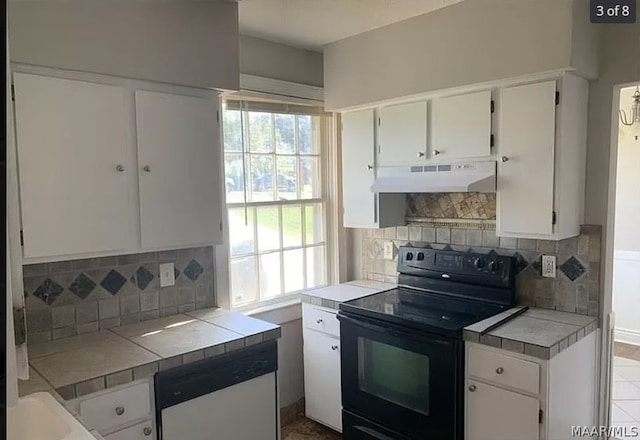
xmin=20 ymin=309 xmax=280 ymax=400
xmin=301 ymin=280 xmax=395 ymax=309
xmin=464 ymin=307 xmax=598 ymax=360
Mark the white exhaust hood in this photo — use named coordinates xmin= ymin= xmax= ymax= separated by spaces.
xmin=371 ymin=161 xmax=496 ymax=193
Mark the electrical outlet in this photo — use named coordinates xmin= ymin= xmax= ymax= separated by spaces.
xmin=541 ymin=255 xmax=557 ymax=278
xmin=159 ymin=262 xmax=176 ymax=287
xmin=383 ymin=242 xmax=395 ymax=260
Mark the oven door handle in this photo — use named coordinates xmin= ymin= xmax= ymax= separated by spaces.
xmin=337 ymin=313 xmax=453 ymax=347
xmin=353 ymin=425 xmax=397 ymax=440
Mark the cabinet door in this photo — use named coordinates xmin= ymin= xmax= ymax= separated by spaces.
xmin=432 ymin=91 xmax=491 ymax=160
xmin=378 ymin=101 xmax=427 ymax=165
xmin=466 ymin=380 xmax=539 ymax=440
xmin=341 ymin=110 xmax=376 ymax=228
xmin=497 ymin=81 xmax=556 ymax=236
xmin=13 ymin=73 xmax=133 ymax=258
xmin=104 ymin=421 xmax=153 ymax=440
xmin=303 ymin=328 xmax=342 ymax=432
xmin=135 ymin=90 xmax=222 ymax=248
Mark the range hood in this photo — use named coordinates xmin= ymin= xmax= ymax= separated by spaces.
xmin=370 ymin=161 xmax=496 ymax=193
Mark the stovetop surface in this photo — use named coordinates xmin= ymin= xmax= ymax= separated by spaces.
xmin=339 ymin=286 xmax=509 ymax=337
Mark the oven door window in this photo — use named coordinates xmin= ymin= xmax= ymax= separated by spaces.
xmin=358 ymin=337 xmax=430 ymax=415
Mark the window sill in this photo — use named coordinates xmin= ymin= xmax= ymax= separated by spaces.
xmin=240 ymin=296 xmax=302 ymax=325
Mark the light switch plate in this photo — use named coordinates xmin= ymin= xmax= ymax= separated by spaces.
xmin=383 ymin=242 xmax=395 ymax=260
xmin=159 ymin=262 xmax=176 ymax=287
xmin=541 ymin=255 xmax=557 ymax=278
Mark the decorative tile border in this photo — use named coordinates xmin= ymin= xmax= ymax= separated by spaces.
xmin=23 ymin=247 xmax=216 ymax=342
xmin=42 ymin=329 xmax=282 ymax=399
xmin=301 ymin=294 xmax=339 ymax=311
xmin=463 ymin=320 xmax=597 ymax=360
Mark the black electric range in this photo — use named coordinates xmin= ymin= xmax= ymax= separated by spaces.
xmin=338 ymin=246 xmax=517 ymax=440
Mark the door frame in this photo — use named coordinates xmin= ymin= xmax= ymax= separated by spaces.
xmin=599 ymin=80 xmax=640 ymax=428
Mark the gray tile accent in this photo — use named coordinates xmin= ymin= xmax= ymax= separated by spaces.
xmin=159 ymin=356 xmax=183 ymax=371
xmin=501 ymin=339 xmax=525 ymax=354
xmin=524 ymin=344 xmax=549 ymax=360
xmin=56 ymin=385 xmax=76 ymax=400
xmin=246 ymin=333 xmax=264 ymax=346
xmin=51 ymin=306 xmax=75 ymax=329
xmin=182 ymin=350 xmax=205 ymax=364
xmin=479 ymin=334 xmax=501 ymax=348
xmin=133 ymin=362 xmax=159 ymax=380
xmin=52 ymin=326 xmax=76 ymax=340
xmin=205 ymin=345 xmax=226 ymax=358
xmin=99 ymin=317 xmax=121 ymax=329
xmin=75 ymin=377 xmax=105 ymax=397
xmin=77 ymin=322 xmax=99 ymax=334
xmin=225 ymin=338 xmax=246 ymax=352
xmin=106 ymin=370 xmax=133 ymax=388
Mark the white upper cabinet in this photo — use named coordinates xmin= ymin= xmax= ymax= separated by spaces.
xmin=378 ymin=101 xmax=427 ymax=165
xmin=341 ymin=110 xmax=405 ymax=229
xmin=431 ymin=90 xmax=492 ymax=160
xmin=14 ymin=73 xmax=135 ymax=258
xmin=135 ymin=91 xmax=222 ymax=248
xmin=497 ymin=81 xmax=556 ymax=237
xmin=496 ymin=74 xmax=587 ymax=240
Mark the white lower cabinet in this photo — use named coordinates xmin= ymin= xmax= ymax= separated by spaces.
xmin=302 ymin=304 xmax=342 ymax=432
xmin=465 ymin=331 xmax=598 ymax=440
xmin=104 ymin=421 xmax=153 ymax=440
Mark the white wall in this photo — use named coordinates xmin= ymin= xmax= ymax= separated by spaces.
xmin=240 ymin=35 xmax=323 ymax=87
xmin=9 ymin=1 xmax=239 ymax=90
xmin=323 ymin=0 xmax=598 ymax=111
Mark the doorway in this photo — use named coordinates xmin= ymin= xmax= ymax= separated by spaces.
xmin=607 ymin=84 xmax=640 ymax=437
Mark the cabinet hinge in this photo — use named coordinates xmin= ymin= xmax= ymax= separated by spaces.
xmin=539 ymin=409 xmax=544 ymax=424
xmin=13 ymin=308 xmax=26 ymax=345
xmin=11 ymin=84 xmax=15 ymax=102
xmin=490 ymin=100 xmax=495 ymax=113
xmin=20 ymin=230 xmax=24 ymax=246
xmin=220 ymin=221 xmax=223 ymax=232
xmin=216 ymin=110 xmax=219 ymax=122
xmin=490 ymin=134 xmax=495 ymax=147
xmin=552 ymin=211 xmax=557 ymax=225
xmin=378 ymin=117 xmax=381 ymax=126
xmin=555 ymin=91 xmax=560 ymax=106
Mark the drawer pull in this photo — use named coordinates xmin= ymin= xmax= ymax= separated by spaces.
xmin=331 ymin=345 xmax=339 ymax=351
xmin=468 ymin=385 xmax=476 ymax=392
xmin=115 ymin=406 xmax=125 ymax=416
xmin=143 ymin=427 xmax=152 ymax=436
xmin=496 ymin=367 xmax=504 ymax=375
xmin=316 ymin=319 xmax=323 ymax=324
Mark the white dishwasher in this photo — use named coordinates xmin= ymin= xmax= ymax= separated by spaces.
xmin=154 ymin=340 xmax=278 ymax=440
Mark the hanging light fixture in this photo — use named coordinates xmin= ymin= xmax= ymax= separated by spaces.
xmin=620 ymin=85 xmax=640 ymax=126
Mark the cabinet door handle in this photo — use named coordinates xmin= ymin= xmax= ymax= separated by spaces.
xmin=331 ymin=345 xmax=339 ymax=351
xmin=367 ymin=165 xmax=373 ymax=170
xmin=143 ymin=427 xmax=152 ymax=436
xmin=417 ymin=151 xmax=425 ymax=158
xmin=468 ymin=385 xmax=476 ymax=392
xmin=496 ymin=367 xmax=504 ymax=375
xmin=115 ymin=164 xmax=125 ymax=173
xmin=501 ymin=156 xmax=509 ymax=162
xmin=115 ymin=406 xmax=125 ymax=416
xmin=143 ymin=165 xmax=152 ymax=172
xmin=433 ymin=150 xmax=441 ymax=156
xmin=316 ymin=319 xmax=323 ymax=324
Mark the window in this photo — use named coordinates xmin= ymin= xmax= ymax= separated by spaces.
xmin=223 ymin=101 xmax=329 ymax=307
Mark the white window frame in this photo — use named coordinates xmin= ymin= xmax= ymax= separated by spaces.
xmin=214 ymin=81 xmax=340 ymax=311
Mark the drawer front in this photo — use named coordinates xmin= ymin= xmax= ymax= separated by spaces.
xmin=468 ymin=347 xmax=540 ymax=395
xmin=104 ymin=421 xmax=154 ymax=440
xmin=80 ymin=383 xmax=151 ymax=432
xmin=303 ymin=304 xmax=339 ymax=337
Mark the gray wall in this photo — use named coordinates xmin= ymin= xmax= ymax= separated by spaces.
xmin=323 ymin=0 xmax=598 ymax=111
xmin=240 ymin=35 xmax=323 ymax=87
xmin=9 ymin=1 xmax=239 ymax=90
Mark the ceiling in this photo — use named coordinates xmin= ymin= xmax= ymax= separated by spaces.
xmin=238 ymin=0 xmax=463 ymax=52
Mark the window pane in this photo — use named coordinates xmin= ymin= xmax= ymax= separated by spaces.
xmin=231 ymin=256 xmax=258 ymax=306
xmin=275 ymin=114 xmax=295 ymax=154
xmin=250 ymin=155 xmax=275 ymax=202
xmin=229 ymin=208 xmax=255 ymax=256
xmin=223 ymin=109 xmax=243 ymax=152
xmin=282 ymin=205 xmax=302 ymax=248
xmin=224 ymin=154 xmax=246 ymax=203
xmin=249 ymin=112 xmax=273 ymax=153
xmin=276 ymin=156 xmax=298 ymax=200
xmin=305 ymin=203 xmax=324 ymax=245
xmin=283 ymin=249 xmax=304 ymax=293
xmin=298 ymin=115 xmax=317 ymax=154
xmin=256 ymin=206 xmax=280 ymax=252
xmin=259 ymin=252 xmax=282 ymax=300
xmin=306 ymin=246 xmax=326 ymax=289
xmin=300 ymin=156 xmax=320 ymax=199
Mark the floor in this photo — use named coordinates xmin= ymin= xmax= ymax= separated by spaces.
xmin=282 ymin=418 xmax=341 ymax=440
xmin=611 ymin=343 xmax=640 ymax=438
